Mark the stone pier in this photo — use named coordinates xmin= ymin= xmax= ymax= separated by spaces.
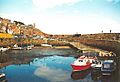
xmin=68 ymin=39 xmax=120 ymax=57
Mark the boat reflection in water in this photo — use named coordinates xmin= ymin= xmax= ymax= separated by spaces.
xmin=71 ymin=69 xmax=91 ymax=80
xmin=91 ymin=64 xmax=119 ymax=82
xmin=91 ymin=69 xmax=102 ymax=81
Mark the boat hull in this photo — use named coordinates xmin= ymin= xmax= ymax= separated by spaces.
xmin=41 ymin=44 xmax=52 ymax=47
xmin=71 ymin=63 xmax=92 ymax=71
xmin=101 ymin=69 xmax=116 ymax=75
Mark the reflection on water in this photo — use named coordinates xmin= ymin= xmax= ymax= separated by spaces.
xmin=0 ymin=76 xmax=7 ymax=82
xmin=0 ymin=47 xmax=119 ymax=82
xmin=71 ymin=69 xmax=91 ymax=80
xmin=33 ymin=56 xmax=75 ymax=82
xmin=91 ymin=69 xmax=102 ymax=81
xmin=34 ymin=66 xmax=70 ymax=82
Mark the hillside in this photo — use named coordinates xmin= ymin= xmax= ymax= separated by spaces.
xmin=0 ymin=17 xmax=46 ymax=37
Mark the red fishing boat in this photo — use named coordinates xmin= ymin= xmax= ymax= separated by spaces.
xmin=71 ymin=55 xmax=97 ymax=71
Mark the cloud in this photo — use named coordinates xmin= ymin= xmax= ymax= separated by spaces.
xmin=0 ymin=13 xmax=36 ymax=24
xmin=34 ymin=13 xmax=120 ymax=34
xmin=34 ymin=66 xmax=72 ymax=82
xmin=31 ymin=0 xmax=120 ymax=34
xmin=32 ymin=0 xmax=83 ymax=10
xmin=1 ymin=12 xmax=120 ymax=34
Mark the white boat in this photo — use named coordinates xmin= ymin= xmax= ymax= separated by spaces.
xmin=0 ymin=73 xmax=7 ymax=82
xmin=26 ymin=46 xmax=32 ymax=50
xmin=91 ymin=60 xmax=102 ymax=70
xmin=41 ymin=43 xmax=52 ymax=47
xmin=26 ymin=44 xmax=34 ymax=50
xmin=0 ymin=73 xmax=5 ymax=78
xmin=0 ymin=47 xmax=9 ymax=52
xmin=12 ymin=44 xmax=24 ymax=50
xmin=12 ymin=47 xmax=24 ymax=50
xmin=99 ymin=51 xmax=116 ymax=57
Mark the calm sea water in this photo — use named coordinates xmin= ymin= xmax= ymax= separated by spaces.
xmin=0 ymin=47 xmax=119 ymax=82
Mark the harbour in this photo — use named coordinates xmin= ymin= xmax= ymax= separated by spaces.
xmin=0 ymin=46 xmax=119 ymax=82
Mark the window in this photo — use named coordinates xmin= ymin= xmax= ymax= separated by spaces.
xmin=79 ymin=60 xmax=83 ymax=62
xmin=104 ymin=64 xmax=110 ymax=68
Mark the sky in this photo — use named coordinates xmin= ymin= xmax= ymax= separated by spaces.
xmin=0 ymin=0 xmax=120 ymax=34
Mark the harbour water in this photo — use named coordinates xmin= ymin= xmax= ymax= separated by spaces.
xmin=0 ymin=47 xmax=119 ymax=82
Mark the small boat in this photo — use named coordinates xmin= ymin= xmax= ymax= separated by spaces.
xmin=26 ymin=46 xmax=32 ymax=50
xmin=26 ymin=45 xmax=33 ymax=50
xmin=12 ymin=44 xmax=24 ymax=50
xmin=25 ymin=44 xmax=34 ymax=50
xmin=0 ymin=73 xmax=5 ymax=78
xmin=12 ymin=46 xmax=24 ymax=50
xmin=99 ymin=51 xmax=116 ymax=57
xmin=0 ymin=47 xmax=9 ymax=52
xmin=101 ymin=60 xmax=116 ymax=75
xmin=91 ymin=60 xmax=102 ymax=70
xmin=71 ymin=55 xmax=97 ymax=71
xmin=0 ymin=73 xmax=7 ymax=82
xmin=41 ymin=43 xmax=52 ymax=47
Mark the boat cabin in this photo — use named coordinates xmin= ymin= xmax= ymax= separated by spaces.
xmin=74 ymin=56 xmax=91 ymax=66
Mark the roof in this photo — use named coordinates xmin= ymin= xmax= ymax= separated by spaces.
xmin=103 ymin=60 xmax=114 ymax=64
xmin=0 ymin=33 xmax=13 ymax=38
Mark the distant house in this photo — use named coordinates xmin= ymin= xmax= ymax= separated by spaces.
xmin=73 ymin=34 xmax=81 ymax=37
xmin=0 ymin=26 xmax=6 ymax=33
xmin=14 ymin=34 xmax=27 ymax=38
xmin=7 ymin=28 xmax=13 ymax=34
xmin=32 ymin=34 xmax=44 ymax=39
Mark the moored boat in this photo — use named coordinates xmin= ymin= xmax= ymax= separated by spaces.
xmin=0 ymin=73 xmax=7 ymax=82
xmin=12 ymin=46 xmax=24 ymax=50
xmin=26 ymin=45 xmax=33 ymax=50
xmin=26 ymin=46 xmax=32 ymax=50
xmin=41 ymin=43 xmax=52 ymax=47
xmin=0 ymin=73 xmax=5 ymax=79
xmin=71 ymin=55 xmax=97 ymax=71
xmin=91 ymin=60 xmax=103 ymax=70
xmin=11 ymin=44 xmax=24 ymax=50
xmin=0 ymin=47 xmax=9 ymax=52
xmin=101 ymin=60 xmax=116 ymax=75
